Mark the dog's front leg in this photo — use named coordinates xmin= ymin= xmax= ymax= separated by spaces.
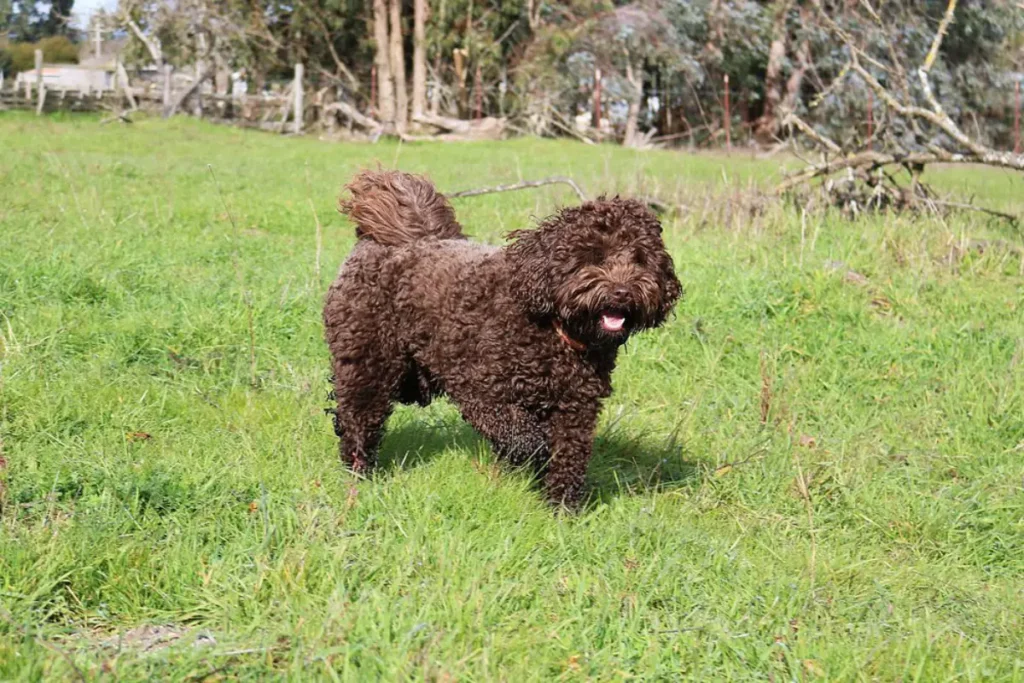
xmin=543 ymin=406 xmax=598 ymax=510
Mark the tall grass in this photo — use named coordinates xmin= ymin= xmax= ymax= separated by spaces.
xmin=1 ymin=113 xmax=1022 ymax=680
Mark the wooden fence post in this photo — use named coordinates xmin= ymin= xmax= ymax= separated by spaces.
xmin=867 ymin=87 xmax=874 ymax=151
xmin=723 ymin=73 xmax=731 ymax=151
xmin=35 ymin=49 xmax=44 ymax=116
xmin=370 ymin=64 xmax=377 ymax=117
xmin=293 ymin=63 xmax=304 ymax=134
xmin=162 ymin=64 xmax=172 ymax=115
xmin=473 ymin=63 xmax=482 ymax=121
xmin=1015 ymin=79 xmax=1021 ymax=156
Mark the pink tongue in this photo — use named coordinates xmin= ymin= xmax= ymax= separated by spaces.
xmin=601 ymin=314 xmax=625 ymax=332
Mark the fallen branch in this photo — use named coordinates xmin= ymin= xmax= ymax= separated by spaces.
xmin=784 ymin=0 xmax=1024 ymax=206
xmin=548 ymin=107 xmax=596 ymax=146
xmin=411 ymin=112 xmax=506 ymax=140
xmin=928 ymin=200 xmax=1019 ymax=226
xmin=446 ymin=177 xmax=682 ymax=215
xmin=783 ymin=113 xmax=840 ymax=154
xmin=448 ymin=177 xmax=588 ymax=203
xmin=322 ymin=101 xmax=382 ymax=132
xmin=100 ymin=112 xmax=134 ymax=125
xmin=413 ymin=111 xmax=474 ymax=133
xmin=164 ymin=67 xmax=214 ymax=119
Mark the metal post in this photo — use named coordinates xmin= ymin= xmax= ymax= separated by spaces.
xmin=723 ymin=73 xmax=731 ymax=151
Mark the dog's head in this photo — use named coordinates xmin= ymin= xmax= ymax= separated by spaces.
xmin=505 ymin=198 xmax=681 ymax=348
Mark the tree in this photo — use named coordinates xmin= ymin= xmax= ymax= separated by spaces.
xmin=3 ymin=0 xmax=77 ymax=39
xmin=753 ymin=0 xmax=793 ymax=143
xmin=412 ymin=0 xmax=427 ymax=120
xmin=781 ymin=0 xmax=1024 ymax=215
xmin=372 ymin=0 xmax=396 ymax=131
xmin=41 ymin=0 xmax=75 ymax=36
xmin=389 ymin=0 xmax=408 ymax=130
xmin=528 ymin=1 xmax=699 ymax=147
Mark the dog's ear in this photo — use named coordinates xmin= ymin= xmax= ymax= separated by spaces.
xmin=652 ymin=250 xmax=682 ymax=327
xmin=505 ymin=226 xmax=557 ymax=317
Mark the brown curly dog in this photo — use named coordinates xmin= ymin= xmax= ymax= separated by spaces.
xmin=324 ymin=170 xmax=681 ymax=508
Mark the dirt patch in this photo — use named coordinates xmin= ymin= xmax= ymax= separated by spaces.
xmin=93 ymin=625 xmax=216 ymax=653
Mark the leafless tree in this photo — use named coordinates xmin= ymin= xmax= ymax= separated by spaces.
xmin=389 ymin=0 xmax=408 ymax=131
xmin=781 ymin=0 xmax=1024 ymax=214
xmin=753 ymin=0 xmax=793 ymax=143
xmin=372 ymin=0 xmax=396 ymax=133
xmin=412 ymin=0 xmax=427 ymax=121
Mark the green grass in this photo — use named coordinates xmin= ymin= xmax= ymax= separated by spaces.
xmin=1 ymin=111 xmax=1022 ymax=681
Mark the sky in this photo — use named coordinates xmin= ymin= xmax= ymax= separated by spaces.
xmin=71 ymin=0 xmax=116 ymax=29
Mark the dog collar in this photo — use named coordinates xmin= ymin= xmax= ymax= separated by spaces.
xmin=553 ymin=320 xmax=588 ymax=352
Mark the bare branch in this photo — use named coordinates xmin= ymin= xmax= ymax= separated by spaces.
xmin=323 ymin=102 xmax=382 ymax=131
xmin=779 ymin=149 xmax=1024 ymax=193
xmin=448 ymin=177 xmax=589 ymax=203
xmin=310 ymin=12 xmax=360 ymax=92
xmin=119 ymin=11 xmax=162 ymax=64
xmin=784 ymin=113 xmax=841 ymax=154
xmin=787 ymin=0 xmax=1024 ymax=198
xmin=922 ymin=0 xmax=958 ymax=74
xmin=164 ymin=67 xmax=214 ymax=119
xmin=927 ymin=200 xmax=1018 ymax=226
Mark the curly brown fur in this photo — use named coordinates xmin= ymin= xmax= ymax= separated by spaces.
xmin=324 ymin=170 xmax=681 ymax=509
xmin=339 ymin=170 xmax=464 ymax=245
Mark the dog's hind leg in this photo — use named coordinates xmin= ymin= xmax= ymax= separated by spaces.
xmin=331 ymin=356 xmax=399 ymax=474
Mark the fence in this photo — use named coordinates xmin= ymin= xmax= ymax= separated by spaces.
xmin=0 ymin=54 xmax=318 ymax=133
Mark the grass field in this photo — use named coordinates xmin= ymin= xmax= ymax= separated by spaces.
xmin=1 ymin=112 xmax=1022 ymax=681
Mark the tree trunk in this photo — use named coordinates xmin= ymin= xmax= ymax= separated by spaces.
xmin=781 ymin=39 xmax=810 ymax=116
xmin=454 ymin=47 xmax=468 ymax=117
xmin=412 ymin=0 xmax=427 ymax=120
xmin=214 ymin=52 xmax=229 ymax=96
xmin=526 ymin=0 xmax=541 ymax=30
xmin=753 ymin=0 xmax=792 ymax=143
xmin=429 ymin=52 xmax=442 ymax=116
xmin=623 ymin=58 xmax=643 ymax=147
xmin=389 ymin=0 xmax=408 ymax=131
xmin=372 ymin=0 xmax=396 ymax=133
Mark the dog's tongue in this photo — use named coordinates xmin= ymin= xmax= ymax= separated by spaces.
xmin=601 ymin=314 xmax=626 ymax=332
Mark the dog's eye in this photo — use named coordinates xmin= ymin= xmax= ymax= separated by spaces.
xmin=579 ymin=246 xmax=604 ymax=265
xmin=632 ymin=249 xmax=648 ymax=266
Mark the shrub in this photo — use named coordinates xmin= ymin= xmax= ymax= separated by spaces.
xmin=5 ymin=35 xmax=78 ymax=74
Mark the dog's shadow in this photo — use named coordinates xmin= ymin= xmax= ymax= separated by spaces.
xmin=376 ymin=405 xmax=699 ymax=504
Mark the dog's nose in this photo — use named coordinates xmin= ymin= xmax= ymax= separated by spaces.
xmin=613 ymin=286 xmax=630 ymax=299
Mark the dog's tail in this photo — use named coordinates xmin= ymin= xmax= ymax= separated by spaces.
xmin=339 ymin=170 xmax=464 ymax=246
